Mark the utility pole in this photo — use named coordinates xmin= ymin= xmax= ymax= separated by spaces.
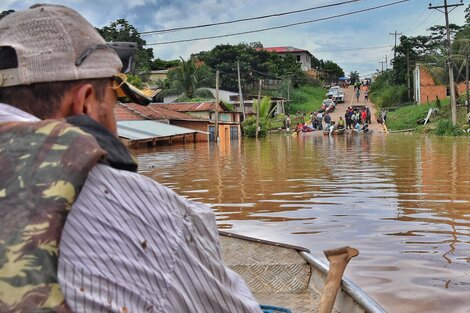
xmin=389 ymin=30 xmax=403 ymax=65
xmin=466 ymin=53 xmax=469 ymax=114
xmin=406 ymin=50 xmax=411 ymax=101
xmin=379 ymin=60 xmax=386 ymax=73
xmin=237 ymin=61 xmax=246 ymax=120
xmin=255 ymin=79 xmax=262 ymax=139
xmin=214 ymin=70 xmax=219 ymax=142
xmin=385 ymin=55 xmax=388 ymax=70
xmin=429 ymin=0 xmax=464 ymax=125
xmin=287 ymin=78 xmax=291 ymax=113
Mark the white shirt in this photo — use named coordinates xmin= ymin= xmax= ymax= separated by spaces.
xmin=0 ymin=103 xmax=261 ymax=313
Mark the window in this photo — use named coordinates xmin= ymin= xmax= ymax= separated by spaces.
xmin=209 ymin=126 xmax=215 ymax=142
xmin=230 ymin=126 xmax=239 ymax=140
xmin=296 ymin=55 xmax=301 ymax=62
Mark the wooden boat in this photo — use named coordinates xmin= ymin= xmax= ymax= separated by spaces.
xmin=220 ymin=231 xmax=386 ymax=313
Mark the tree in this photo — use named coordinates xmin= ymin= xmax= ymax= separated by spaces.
xmin=350 ymin=71 xmax=360 ymax=84
xmin=0 ymin=10 xmax=14 ymax=20
xmin=164 ymin=57 xmax=214 ymax=100
xmin=97 ymin=19 xmax=153 ymax=73
xmin=428 ymin=24 xmax=462 ymax=55
xmin=248 ymin=42 xmax=263 ymax=49
xmin=151 ymin=58 xmax=181 ymax=70
xmin=392 ymin=35 xmax=437 ymax=85
xmin=195 ymin=43 xmax=306 ymax=92
xmin=310 ymin=55 xmax=323 ymax=70
xmin=322 ymin=60 xmax=344 ymax=82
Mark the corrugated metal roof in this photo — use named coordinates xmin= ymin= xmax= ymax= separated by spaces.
xmin=117 ymin=120 xmax=207 ymax=140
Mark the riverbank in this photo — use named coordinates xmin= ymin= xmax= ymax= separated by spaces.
xmin=290 ymin=85 xmax=325 ymax=113
xmin=385 ymin=97 xmax=470 ymax=135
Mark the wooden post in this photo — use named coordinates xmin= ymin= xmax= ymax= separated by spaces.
xmin=255 ymin=79 xmax=262 ymax=139
xmin=466 ymin=54 xmax=469 ymax=114
xmin=429 ymin=0 xmax=463 ymax=124
xmin=406 ymin=50 xmax=411 ymax=101
xmin=237 ymin=61 xmax=246 ymax=120
xmin=443 ymin=0 xmax=457 ymax=125
xmin=215 ymin=70 xmax=220 ymax=142
xmin=287 ymin=78 xmax=291 ymax=113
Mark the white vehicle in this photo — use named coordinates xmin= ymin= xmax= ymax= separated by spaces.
xmin=326 ymin=86 xmax=344 ymax=103
xmin=326 ymin=86 xmax=340 ymax=98
xmin=335 ymin=90 xmax=345 ymax=103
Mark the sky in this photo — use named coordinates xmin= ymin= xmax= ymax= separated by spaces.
xmin=1 ymin=0 xmax=467 ymax=78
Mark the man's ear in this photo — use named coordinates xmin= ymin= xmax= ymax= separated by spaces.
xmin=71 ymin=83 xmax=95 ymax=116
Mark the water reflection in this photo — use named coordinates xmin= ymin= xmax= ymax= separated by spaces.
xmin=138 ymin=133 xmax=470 ymax=313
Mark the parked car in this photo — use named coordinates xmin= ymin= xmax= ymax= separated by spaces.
xmin=321 ymin=99 xmax=336 ymax=113
xmin=326 ymin=86 xmax=340 ymax=98
xmin=326 ymin=86 xmax=345 ymax=102
xmin=335 ymin=90 xmax=345 ymax=103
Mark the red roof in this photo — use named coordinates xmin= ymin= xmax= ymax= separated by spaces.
xmin=157 ymin=101 xmax=229 ymax=113
xmin=257 ymin=46 xmax=312 ymax=56
xmin=115 ymin=103 xmax=207 ymax=121
xmin=114 ymin=105 xmax=146 ymax=121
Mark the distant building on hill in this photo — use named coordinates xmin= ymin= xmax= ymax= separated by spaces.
xmin=257 ymin=46 xmax=313 ymax=71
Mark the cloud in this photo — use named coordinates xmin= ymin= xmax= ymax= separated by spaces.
xmin=1 ymin=0 xmax=467 ymax=75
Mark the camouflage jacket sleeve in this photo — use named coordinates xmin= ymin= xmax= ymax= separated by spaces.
xmin=0 ymin=120 xmax=106 ymax=313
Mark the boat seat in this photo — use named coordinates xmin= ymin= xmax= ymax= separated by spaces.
xmin=220 ymin=235 xmax=311 ymax=294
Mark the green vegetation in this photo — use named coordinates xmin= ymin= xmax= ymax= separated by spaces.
xmin=290 ymin=86 xmax=325 ymax=114
xmin=369 ymin=71 xmax=408 ymax=109
xmin=268 ymin=114 xmax=286 ymax=130
xmin=97 ymin=19 xmax=154 ymax=72
xmin=370 ymin=85 xmax=408 ymax=109
xmin=386 ymin=98 xmax=470 ymax=136
xmin=433 ymin=119 xmax=465 ymax=136
xmin=241 ymin=116 xmax=268 ymax=138
xmin=386 ymin=103 xmax=434 ymax=130
xmin=164 ymin=57 xmax=214 ymax=99
xmin=310 ymin=55 xmax=345 ymax=83
xmin=195 ymin=43 xmax=307 ymax=92
xmin=372 ymin=4 xmax=469 ymax=126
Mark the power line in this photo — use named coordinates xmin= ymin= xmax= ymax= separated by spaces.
xmin=401 ymin=7 xmax=429 ymax=33
xmin=249 ymin=68 xmax=285 ymax=80
xmin=146 ymin=0 xmax=412 ymax=46
xmin=140 ymin=0 xmax=365 ymax=36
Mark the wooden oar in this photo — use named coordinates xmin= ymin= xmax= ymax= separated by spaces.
xmin=318 ymin=246 xmax=359 ymax=313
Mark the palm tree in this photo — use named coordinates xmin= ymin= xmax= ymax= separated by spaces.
xmin=164 ymin=57 xmax=214 ymax=100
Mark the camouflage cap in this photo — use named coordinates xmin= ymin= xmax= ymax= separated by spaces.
xmin=0 ymin=4 xmax=122 ymax=87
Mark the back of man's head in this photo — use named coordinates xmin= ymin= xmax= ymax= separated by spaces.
xmin=0 ymin=4 xmax=122 ymax=118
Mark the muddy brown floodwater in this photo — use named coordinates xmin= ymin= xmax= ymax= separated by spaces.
xmin=137 ymin=133 xmax=470 ymax=313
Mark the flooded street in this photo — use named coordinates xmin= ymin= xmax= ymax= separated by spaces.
xmin=137 ymin=133 xmax=470 ymax=313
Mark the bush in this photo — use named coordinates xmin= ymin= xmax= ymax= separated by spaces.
xmin=370 ymin=85 xmax=408 ymax=108
xmin=269 ymin=114 xmax=286 ymax=130
xmin=241 ymin=116 xmax=268 ymax=137
xmin=433 ymin=119 xmax=464 ymax=136
xmin=386 ymin=103 xmax=431 ymax=130
xmin=290 ymin=86 xmax=325 ymax=114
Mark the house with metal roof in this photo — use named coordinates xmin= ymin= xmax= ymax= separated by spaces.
xmin=153 ymin=101 xmax=241 ymax=143
xmin=115 ymin=103 xmax=211 ymax=147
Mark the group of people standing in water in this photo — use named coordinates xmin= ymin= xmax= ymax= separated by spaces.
xmin=345 ymin=106 xmax=371 ymax=129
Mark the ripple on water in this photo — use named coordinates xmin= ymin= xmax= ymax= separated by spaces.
xmin=137 ymin=134 xmax=470 ymax=313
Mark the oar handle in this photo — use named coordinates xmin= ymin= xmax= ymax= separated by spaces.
xmin=318 ymin=246 xmax=359 ymax=313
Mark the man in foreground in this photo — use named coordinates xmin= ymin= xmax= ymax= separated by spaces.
xmin=0 ymin=4 xmax=261 ymax=312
